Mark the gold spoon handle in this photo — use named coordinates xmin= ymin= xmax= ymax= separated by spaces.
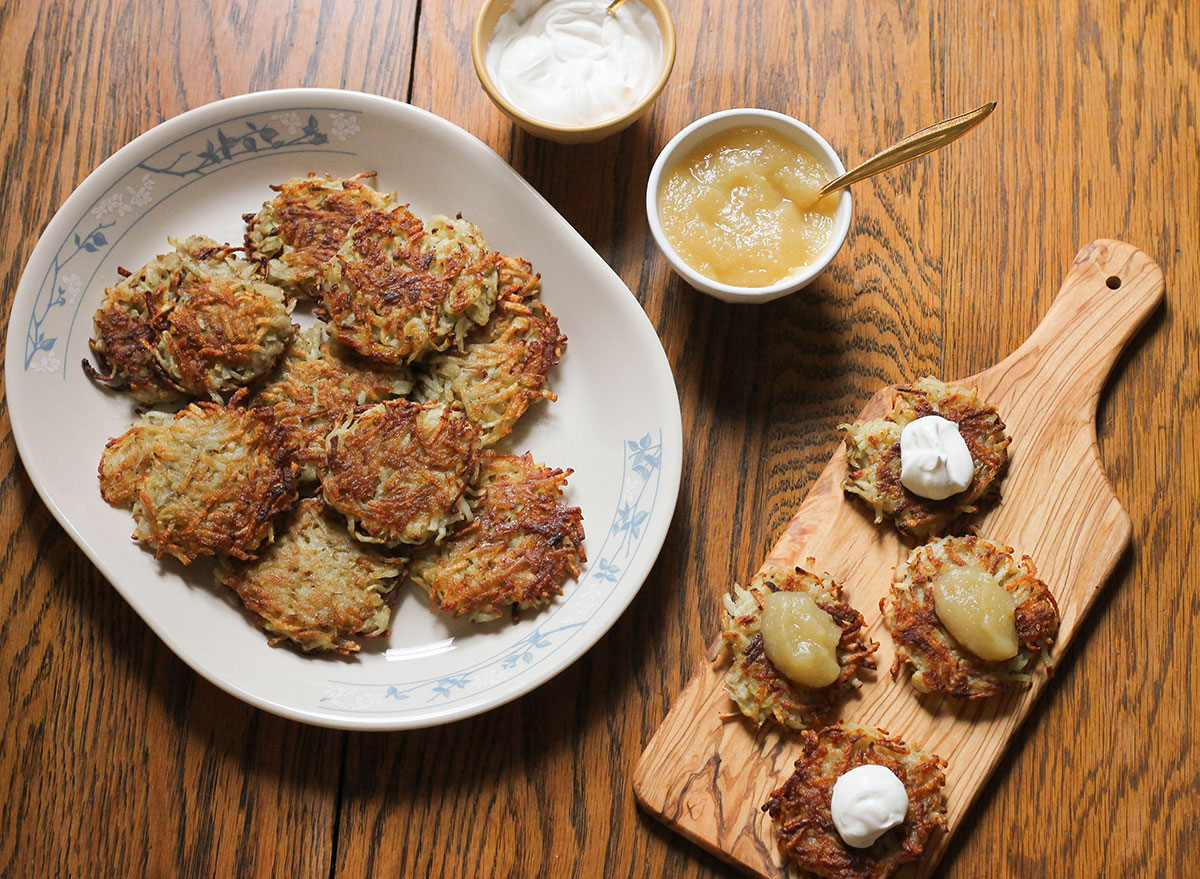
xmin=817 ymin=100 xmax=997 ymax=199
xmin=607 ymin=0 xmax=627 ymax=13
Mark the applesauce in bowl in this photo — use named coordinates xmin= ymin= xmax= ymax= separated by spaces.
xmin=658 ymin=126 xmax=840 ymax=288
xmin=646 ymin=109 xmax=852 ymax=303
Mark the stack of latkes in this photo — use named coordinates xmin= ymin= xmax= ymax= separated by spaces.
xmin=89 ymin=173 xmax=585 ymax=655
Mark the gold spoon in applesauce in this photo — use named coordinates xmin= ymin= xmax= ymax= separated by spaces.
xmin=811 ymin=100 xmax=996 ymax=204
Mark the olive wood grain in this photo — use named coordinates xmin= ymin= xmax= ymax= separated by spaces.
xmin=633 ymin=239 xmax=1164 ymax=878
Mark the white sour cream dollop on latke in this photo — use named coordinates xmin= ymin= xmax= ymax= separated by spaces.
xmin=899 ymin=415 xmax=973 ymax=500
xmin=830 ymin=764 xmax=909 ymax=848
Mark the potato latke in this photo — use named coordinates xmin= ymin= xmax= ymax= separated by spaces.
xmin=86 ymin=235 xmax=293 ymax=404
xmin=215 ymin=498 xmax=404 ymax=654
xmin=496 ymin=254 xmax=541 ymax=301
xmin=408 ymin=451 xmax=585 ymax=622
xmin=252 ymin=326 xmax=412 ymax=482
xmin=762 ymin=724 xmax=948 ymax=879
xmin=98 ymin=400 xmax=298 ymax=564
xmin=322 ymin=400 xmax=479 ymax=546
xmin=243 ymin=172 xmax=396 ymax=299
xmin=318 ymin=208 xmax=499 ymax=363
xmin=717 ymin=565 xmax=877 ymax=730
xmin=882 ymin=535 xmax=1059 ymax=697
xmin=415 ymin=295 xmax=564 ymax=446
xmin=841 ymin=377 xmax=1010 ymax=538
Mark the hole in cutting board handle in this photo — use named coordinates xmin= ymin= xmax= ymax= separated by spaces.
xmin=1106 ymin=275 xmax=1122 ymax=289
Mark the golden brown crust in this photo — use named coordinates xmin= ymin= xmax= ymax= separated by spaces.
xmin=882 ymin=535 xmax=1060 ymax=697
xmin=322 ymin=400 xmax=479 ymax=546
xmin=718 ymin=564 xmax=878 ymax=730
xmin=243 ymin=172 xmax=396 ymax=299
xmin=86 ymin=236 xmax=294 ymax=404
xmin=762 ymin=724 xmax=948 ymax=879
xmin=98 ymin=400 xmax=298 ymax=564
xmin=408 ymin=451 xmax=585 ymax=621
xmin=252 ymin=327 xmax=412 ymax=482
xmin=215 ymin=498 xmax=405 ymax=654
xmin=317 ymin=208 xmax=499 ymax=363
xmin=496 ymin=254 xmax=541 ymax=301
xmin=415 ymin=294 xmax=564 ymax=446
xmin=841 ymin=377 xmax=1010 ymax=538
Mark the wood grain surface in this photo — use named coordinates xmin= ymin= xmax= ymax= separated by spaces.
xmin=0 ymin=2 xmax=1197 ymax=878
xmin=633 ymin=239 xmax=1164 ymax=877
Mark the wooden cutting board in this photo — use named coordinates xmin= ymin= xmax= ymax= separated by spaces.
xmin=633 ymin=240 xmax=1164 ymax=878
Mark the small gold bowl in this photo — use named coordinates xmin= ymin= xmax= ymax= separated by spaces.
xmin=471 ymin=0 xmax=676 ymax=145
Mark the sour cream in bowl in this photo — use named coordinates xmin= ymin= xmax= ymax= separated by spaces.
xmin=473 ymin=0 xmax=675 ymax=143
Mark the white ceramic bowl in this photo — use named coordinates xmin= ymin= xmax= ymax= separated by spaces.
xmin=645 ymin=108 xmax=853 ymax=304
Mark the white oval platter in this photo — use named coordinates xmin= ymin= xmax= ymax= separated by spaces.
xmin=5 ymin=88 xmax=682 ymax=730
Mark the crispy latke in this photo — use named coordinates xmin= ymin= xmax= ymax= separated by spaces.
xmin=317 ymin=208 xmax=499 ymax=363
xmin=841 ymin=377 xmax=1010 ymax=538
xmin=496 ymin=254 xmax=541 ymax=301
xmin=98 ymin=400 xmax=298 ymax=564
xmin=252 ymin=326 xmax=412 ymax=482
xmin=762 ymin=724 xmax=948 ymax=879
xmin=882 ymin=535 xmax=1059 ymax=697
xmin=322 ymin=400 xmax=479 ymax=546
xmin=415 ymin=295 xmax=564 ymax=446
xmin=243 ymin=172 xmax=396 ymax=299
xmin=215 ymin=498 xmax=404 ymax=654
xmin=86 ymin=235 xmax=294 ymax=404
xmin=717 ymin=564 xmax=877 ymax=730
xmin=408 ymin=451 xmax=585 ymax=622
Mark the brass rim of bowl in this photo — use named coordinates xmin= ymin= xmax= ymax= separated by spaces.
xmin=471 ymin=0 xmax=677 ymax=135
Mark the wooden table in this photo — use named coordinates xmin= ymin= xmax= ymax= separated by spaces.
xmin=1 ymin=2 xmax=1196 ymax=876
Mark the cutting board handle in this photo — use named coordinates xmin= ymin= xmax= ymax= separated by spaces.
xmin=997 ymin=239 xmax=1164 ymax=420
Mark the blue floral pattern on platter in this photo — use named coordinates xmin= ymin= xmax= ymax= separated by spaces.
xmin=23 ymin=108 xmax=361 ymax=374
xmin=319 ymin=431 xmax=665 ymax=714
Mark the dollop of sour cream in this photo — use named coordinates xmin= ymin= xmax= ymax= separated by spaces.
xmin=485 ymin=0 xmax=663 ymax=127
xmin=830 ymin=765 xmax=909 ymax=848
xmin=899 ymin=415 xmax=974 ymax=500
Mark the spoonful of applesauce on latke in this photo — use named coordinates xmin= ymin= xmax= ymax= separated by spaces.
xmin=810 ymin=100 xmax=996 ymax=206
